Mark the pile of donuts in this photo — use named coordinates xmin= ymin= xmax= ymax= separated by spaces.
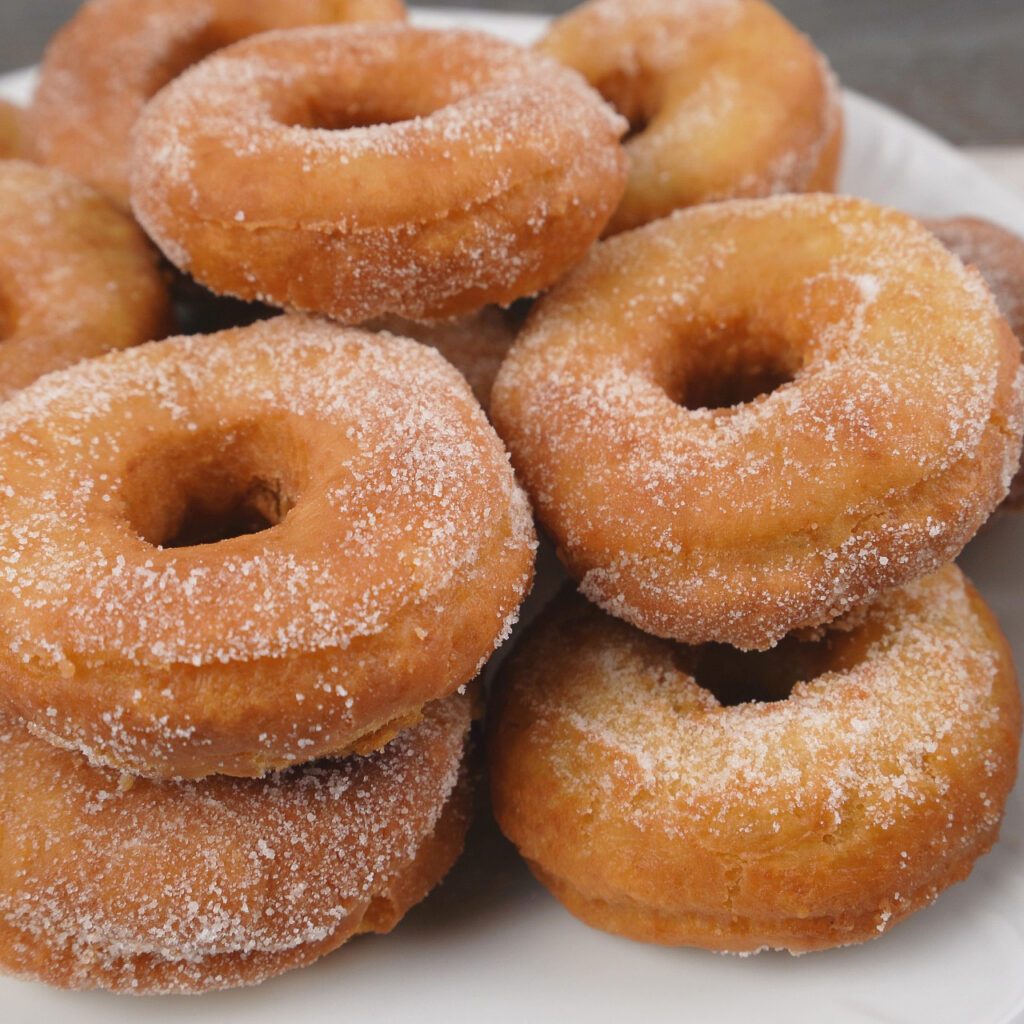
xmin=0 ymin=0 xmax=1022 ymax=996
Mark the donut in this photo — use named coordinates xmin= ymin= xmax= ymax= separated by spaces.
xmin=0 ymin=693 xmax=472 ymax=994
xmin=489 ymin=567 xmax=1021 ymax=954
xmin=926 ymin=216 xmax=1024 ymax=507
xmin=130 ymin=25 xmax=629 ymax=322
xmin=367 ymin=309 xmax=517 ymax=410
xmin=0 ymin=161 xmax=170 ymax=403
xmin=0 ymin=315 xmax=535 ymax=779
xmin=537 ymin=0 xmax=842 ymax=233
xmin=0 ymin=101 xmax=25 ymax=159
xmin=28 ymin=0 xmax=407 ymax=207
xmin=490 ymin=194 xmax=1024 ymax=650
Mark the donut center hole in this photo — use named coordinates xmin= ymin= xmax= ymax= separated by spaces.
xmin=122 ymin=425 xmax=301 ymax=549
xmin=280 ymin=76 xmax=450 ymax=133
xmin=294 ymin=100 xmax=415 ymax=131
xmin=672 ymin=325 xmax=802 ymax=411
xmin=683 ymin=636 xmax=831 ymax=707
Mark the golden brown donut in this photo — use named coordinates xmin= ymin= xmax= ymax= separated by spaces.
xmin=538 ymin=0 xmax=842 ymax=233
xmin=29 ymin=0 xmax=406 ymax=207
xmin=0 ymin=161 xmax=169 ymax=402
xmin=0 ymin=100 xmax=26 ymax=159
xmin=926 ymin=216 xmax=1024 ymax=507
xmin=130 ymin=25 xmax=628 ymax=322
xmin=0 ymin=315 xmax=535 ymax=779
xmin=0 ymin=693 xmax=472 ymax=994
xmin=491 ymin=194 xmax=1024 ymax=650
xmin=367 ymin=309 xmax=517 ymax=410
xmin=489 ymin=567 xmax=1021 ymax=954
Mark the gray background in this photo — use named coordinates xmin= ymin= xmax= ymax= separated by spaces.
xmin=2 ymin=0 xmax=1022 ymax=145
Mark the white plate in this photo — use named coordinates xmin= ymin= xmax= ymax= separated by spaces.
xmin=2 ymin=7 xmax=1024 ymax=1023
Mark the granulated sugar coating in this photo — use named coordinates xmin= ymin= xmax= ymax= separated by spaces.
xmin=926 ymin=215 xmax=1024 ymax=506
xmin=489 ymin=566 xmax=1022 ymax=953
xmin=491 ymin=194 xmax=1024 ymax=650
xmin=129 ymin=24 xmax=629 ymax=322
xmin=538 ymin=0 xmax=842 ymax=232
xmin=29 ymin=0 xmax=406 ymax=207
xmin=0 ymin=692 xmax=472 ymax=994
xmin=0 ymin=315 xmax=535 ymax=779
xmin=0 ymin=161 xmax=169 ymax=402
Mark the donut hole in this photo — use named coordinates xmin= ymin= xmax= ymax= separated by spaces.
xmin=290 ymin=98 xmax=418 ymax=132
xmin=122 ymin=423 xmax=304 ymax=549
xmin=280 ymin=80 xmax=444 ymax=133
xmin=683 ymin=635 xmax=832 ymax=707
xmin=276 ymin=66 xmax=469 ymax=133
xmin=591 ymin=69 xmax=655 ymax=141
xmin=671 ymin=324 xmax=802 ymax=410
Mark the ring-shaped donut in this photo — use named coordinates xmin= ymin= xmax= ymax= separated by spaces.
xmin=0 ymin=315 xmax=535 ymax=778
xmin=489 ymin=567 xmax=1021 ymax=953
xmin=0 ymin=161 xmax=169 ymax=402
xmin=491 ymin=195 xmax=1024 ymax=649
xmin=0 ymin=694 xmax=471 ymax=993
xmin=29 ymin=0 xmax=406 ymax=207
xmin=130 ymin=25 xmax=629 ymax=322
xmin=538 ymin=0 xmax=842 ymax=233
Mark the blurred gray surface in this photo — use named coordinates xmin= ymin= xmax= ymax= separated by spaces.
xmin=2 ymin=0 xmax=1022 ymax=145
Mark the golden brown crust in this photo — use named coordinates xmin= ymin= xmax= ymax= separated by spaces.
xmin=0 ymin=100 xmax=25 ymax=159
xmin=130 ymin=25 xmax=628 ymax=322
xmin=0 ymin=695 xmax=472 ymax=994
xmin=366 ymin=309 xmax=517 ymax=411
xmin=925 ymin=216 xmax=1024 ymax=507
xmin=489 ymin=567 xmax=1021 ymax=953
xmin=491 ymin=194 xmax=1024 ymax=649
xmin=538 ymin=0 xmax=842 ymax=233
xmin=29 ymin=0 xmax=406 ymax=207
xmin=0 ymin=316 xmax=535 ymax=778
xmin=0 ymin=161 xmax=170 ymax=402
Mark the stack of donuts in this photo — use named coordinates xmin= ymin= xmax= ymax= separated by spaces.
xmin=0 ymin=0 xmax=1022 ymax=996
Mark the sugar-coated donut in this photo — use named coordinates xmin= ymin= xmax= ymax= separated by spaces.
xmin=491 ymin=195 xmax=1024 ymax=650
xmin=130 ymin=25 xmax=628 ymax=322
xmin=29 ymin=0 xmax=406 ymax=207
xmin=0 ymin=161 xmax=170 ymax=403
xmin=0 ymin=693 xmax=471 ymax=994
xmin=0 ymin=101 xmax=25 ymax=159
xmin=0 ymin=315 xmax=535 ymax=779
xmin=367 ymin=309 xmax=517 ymax=411
xmin=489 ymin=567 xmax=1021 ymax=954
xmin=538 ymin=0 xmax=842 ymax=233
xmin=926 ymin=216 xmax=1024 ymax=507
